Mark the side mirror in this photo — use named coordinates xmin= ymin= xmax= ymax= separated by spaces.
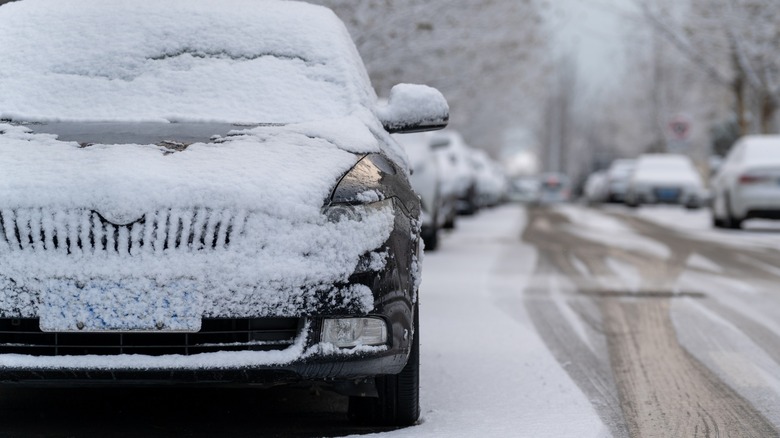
xmin=378 ymin=84 xmax=449 ymax=134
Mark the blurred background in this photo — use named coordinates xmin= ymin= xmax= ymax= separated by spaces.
xmin=310 ymin=0 xmax=779 ymax=197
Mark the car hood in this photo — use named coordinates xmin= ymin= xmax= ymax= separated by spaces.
xmin=0 ymin=119 xmax=397 ymax=321
xmin=0 ymin=119 xmax=381 ymax=216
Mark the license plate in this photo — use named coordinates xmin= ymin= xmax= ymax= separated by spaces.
xmin=40 ymin=279 xmax=202 ymax=332
xmin=656 ymin=188 xmax=680 ymax=200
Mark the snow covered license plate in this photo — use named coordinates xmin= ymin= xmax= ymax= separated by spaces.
xmin=39 ymin=281 xmax=201 ymax=332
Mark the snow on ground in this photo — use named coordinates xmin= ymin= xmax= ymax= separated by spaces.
xmin=370 ymin=205 xmax=607 ymax=438
xmin=555 ymin=204 xmax=671 ymax=258
xmin=614 ymin=205 xmax=780 ymax=250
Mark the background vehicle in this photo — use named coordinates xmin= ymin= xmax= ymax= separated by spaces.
xmin=537 ymin=173 xmax=571 ymax=204
xmin=625 ymin=154 xmax=706 ymax=208
xmin=508 ymin=176 xmax=541 ymax=203
xmin=712 ymin=135 xmax=780 ymax=229
xmin=0 ymin=0 xmax=450 ymax=427
xmin=394 ymin=132 xmax=446 ymax=250
xmin=434 ymin=131 xmax=479 ymax=217
xmin=470 ymin=149 xmax=508 ymax=208
xmin=583 ymin=170 xmax=609 ymax=204
xmin=606 ymin=159 xmax=636 ymax=203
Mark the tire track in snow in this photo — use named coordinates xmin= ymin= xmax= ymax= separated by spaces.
xmin=523 ymin=206 xmax=778 ymax=437
xmin=523 ymin=209 xmax=629 ymax=437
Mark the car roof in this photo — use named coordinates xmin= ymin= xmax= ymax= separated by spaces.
xmin=0 ymin=0 xmax=375 ymax=124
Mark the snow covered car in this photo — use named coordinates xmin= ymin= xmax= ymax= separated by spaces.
xmin=0 ymin=0 xmax=449 ymax=427
xmin=508 ymin=176 xmax=541 ymax=203
xmin=584 ymin=170 xmax=609 ymax=204
xmin=625 ymin=154 xmax=705 ymax=208
xmin=712 ymin=136 xmax=780 ymax=229
xmin=434 ymin=132 xmax=479 ymax=215
xmin=393 ymin=132 xmax=449 ymax=250
xmin=470 ymin=149 xmax=507 ymax=208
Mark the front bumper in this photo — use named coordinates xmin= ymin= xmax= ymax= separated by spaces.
xmin=0 ymin=312 xmax=412 ymax=386
xmin=0 ymin=209 xmax=420 ymax=386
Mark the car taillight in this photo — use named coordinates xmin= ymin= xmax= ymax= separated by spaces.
xmin=739 ymin=174 xmax=771 ymax=184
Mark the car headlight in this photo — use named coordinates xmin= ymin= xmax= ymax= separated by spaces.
xmin=330 ymin=154 xmax=396 ymax=205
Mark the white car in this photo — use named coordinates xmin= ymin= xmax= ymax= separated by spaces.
xmin=508 ymin=177 xmax=540 ymax=203
xmin=712 ymin=135 xmax=780 ymax=229
xmin=394 ymin=132 xmax=446 ymax=250
xmin=606 ymin=159 xmax=636 ymax=203
xmin=470 ymin=149 xmax=507 ymax=208
xmin=434 ymin=131 xmax=479 ymax=216
xmin=584 ymin=170 xmax=609 ymax=204
xmin=625 ymin=154 xmax=705 ymax=208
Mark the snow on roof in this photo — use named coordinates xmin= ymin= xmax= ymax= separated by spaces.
xmin=0 ymin=0 xmax=376 ymax=124
xmin=633 ymin=154 xmax=702 ymax=186
xmin=740 ymin=135 xmax=780 ymax=165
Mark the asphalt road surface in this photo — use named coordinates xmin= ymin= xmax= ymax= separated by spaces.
xmin=523 ymin=205 xmax=780 ymax=437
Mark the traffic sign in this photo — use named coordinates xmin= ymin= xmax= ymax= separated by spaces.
xmin=669 ymin=115 xmax=691 ymax=141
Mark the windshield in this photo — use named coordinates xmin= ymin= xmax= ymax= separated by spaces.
xmin=0 ymin=1 xmax=372 ymax=124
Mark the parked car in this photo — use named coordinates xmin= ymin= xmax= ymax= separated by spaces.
xmin=584 ymin=170 xmax=609 ymax=204
xmin=537 ymin=173 xmax=571 ymax=204
xmin=470 ymin=149 xmax=508 ymax=208
xmin=606 ymin=159 xmax=636 ymax=203
xmin=508 ymin=176 xmax=541 ymax=203
xmin=712 ymin=136 xmax=780 ymax=229
xmin=394 ymin=132 xmax=449 ymax=250
xmin=434 ymin=131 xmax=479 ymax=216
xmin=625 ymin=154 xmax=706 ymax=208
xmin=0 ymin=0 xmax=450 ymax=427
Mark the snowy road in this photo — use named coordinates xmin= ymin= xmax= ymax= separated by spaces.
xmin=4 ymin=204 xmax=780 ymax=437
xmin=524 ymin=204 xmax=780 ymax=437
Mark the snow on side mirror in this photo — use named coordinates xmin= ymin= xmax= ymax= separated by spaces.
xmin=378 ymin=84 xmax=449 ymax=134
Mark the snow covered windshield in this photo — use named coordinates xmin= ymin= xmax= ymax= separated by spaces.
xmin=0 ymin=0 xmax=374 ymax=124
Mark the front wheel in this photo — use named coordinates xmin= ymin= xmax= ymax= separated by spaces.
xmin=349 ymin=303 xmax=420 ymax=427
xmin=421 ymin=227 xmax=439 ymax=251
xmin=724 ymin=193 xmax=743 ymax=230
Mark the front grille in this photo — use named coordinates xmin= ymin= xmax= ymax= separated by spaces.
xmin=0 ymin=318 xmax=302 ymax=356
xmin=0 ymin=208 xmax=246 ymax=255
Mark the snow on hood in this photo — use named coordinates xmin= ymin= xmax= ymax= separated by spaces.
xmin=0 ymin=119 xmax=393 ymax=326
xmin=0 ymin=120 xmax=378 ymax=214
xmin=0 ymin=0 xmax=375 ymax=124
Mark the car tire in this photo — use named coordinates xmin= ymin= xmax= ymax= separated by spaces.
xmin=422 ymin=227 xmax=439 ymax=251
xmin=712 ymin=213 xmax=725 ymax=228
xmin=348 ymin=303 xmax=420 ymax=427
xmin=442 ymin=214 xmax=455 ymax=230
xmin=724 ymin=193 xmax=743 ymax=230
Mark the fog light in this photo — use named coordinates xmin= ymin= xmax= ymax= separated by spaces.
xmin=322 ymin=317 xmax=388 ymax=348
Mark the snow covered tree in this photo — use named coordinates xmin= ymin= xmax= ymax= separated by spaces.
xmin=636 ymin=0 xmax=780 ymax=134
xmin=312 ymin=0 xmax=550 ymax=155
